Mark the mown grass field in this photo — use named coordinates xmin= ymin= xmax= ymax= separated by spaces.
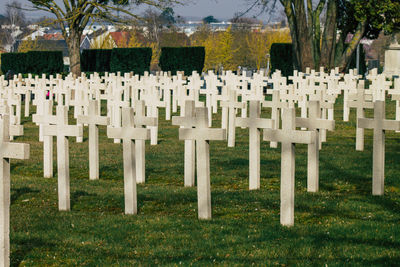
xmin=9 ymin=96 xmax=400 ymax=266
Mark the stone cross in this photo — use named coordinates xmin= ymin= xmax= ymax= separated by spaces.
xmin=77 ymin=100 xmax=110 ymax=180
xmin=178 ymin=107 xmax=226 ymax=220
xmin=220 ymin=90 xmax=245 ymax=147
xmin=134 ymin=100 xmax=157 ymax=184
xmin=172 ymin=100 xmax=197 ymax=187
xmin=236 ymin=100 xmax=274 ymax=190
xmin=388 ymin=78 xmax=400 ymax=132
xmin=347 ymin=81 xmax=374 ymax=151
xmin=358 ymin=101 xmax=400 ymax=195
xmin=264 ymin=108 xmax=315 ymax=226
xmin=107 ymin=107 xmax=150 ymax=214
xmin=296 ymin=101 xmax=335 ymax=192
xmin=32 ymin=100 xmax=56 ymax=178
xmin=32 ymin=84 xmax=47 ymax=142
xmin=0 ymin=114 xmax=29 ymax=267
xmin=43 ymin=106 xmax=83 ymax=211
xmin=262 ymin=90 xmax=288 ymax=148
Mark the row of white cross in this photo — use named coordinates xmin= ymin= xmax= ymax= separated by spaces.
xmin=0 ymin=68 xmax=398 ymax=266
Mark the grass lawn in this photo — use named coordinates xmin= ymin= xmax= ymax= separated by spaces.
xmin=9 ymin=96 xmax=400 ymax=266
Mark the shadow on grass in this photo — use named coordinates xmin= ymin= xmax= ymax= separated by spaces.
xmin=71 ymin=190 xmax=98 ymax=210
xmin=319 ymin=157 xmax=371 ymax=195
xmin=11 ymin=187 xmax=40 ymax=203
xmin=11 ymin=237 xmax=55 ymax=267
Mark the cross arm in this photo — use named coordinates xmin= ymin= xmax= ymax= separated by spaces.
xmin=134 ymin=117 xmax=158 ymax=127
xmin=236 ymin=117 xmax=274 ymax=129
xmin=171 ymin=116 xmax=195 ymax=128
xmin=32 ymin=114 xmax=57 ymax=125
xmin=382 ymin=120 xmax=400 ymax=131
xmin=357 ymin=118 xmax=375 ymax=129
xmin=77 ymin=115 xmax=110 ymax=126
xmin=62 ymin=125 xmax=83 ymax=138
xmin=347 ymin=101 xmax=374 ymax=109
xmin=1 ymin=143 xmax=29 ymax=160
xmin=295 ymin=118 xmax=335 ymax=131
xmin=263 ymin=129 xmax=315 ymax=144
xmin=10 ymin=125 xmax=23 ymax=136
xmin=179 ymin=128 xmax=226 ymax=141
xmin=220 ymin=102 xmax=246 ymax=109
xmin=107 ymin=127 xmax=150 ymax=140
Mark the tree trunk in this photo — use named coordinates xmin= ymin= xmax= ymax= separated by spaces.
xmin=281 ymin=0 xmax=314 ymax=72
xmin=66 ymin=28 xmax=82 ymax=77
xmin=320 ymin=0 xmax=337 ymax=69
xmin=294 ymin=0 xmax=314 ymax=71
xmin=281 ymin=0 xmax=300 ymax=70
xmin=338 ymin=21 xmax=366 ymax=72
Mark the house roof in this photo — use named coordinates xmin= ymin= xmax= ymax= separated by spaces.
xmin=109 ymin=32 xmax=130 ymax=47
xmin=42 ymin=33 xmax=64 ymax=40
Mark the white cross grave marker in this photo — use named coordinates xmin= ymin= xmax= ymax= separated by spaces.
xmin=236 ymin=100 xmax=274 ymax=190
xmin=77 ymin=100 xmax=110 ymax=180
xmin=43 ymin=106 xmax=83 ymax=211
xmin=263 ymin=108 xmax=315 ymax=226
xmin=262 ymin=90 xmax=288 ymax=148
xmin=107 ymin=107 xmax=150 ymax=214
xmin=0 ymin=114 xmax=29 ymax=267
xmin=32 ymin=100 xmax=56 ymax=178
xmin=178 ymin=107 xmax=226 ymax=219
xmin=172 ymin=100 xmax=197 ymax=187
xmin=134 ymin=100 xmax=157 ymax=184
xmin=347 ymin=81 xmax=374 ymax=151
xmin=358 ymin=101 xmax=400 ymax=195
xmin=295 ymin=101 xmax=335 ymax=192
xmin=220 ymin=90 xmax=245 ymax=147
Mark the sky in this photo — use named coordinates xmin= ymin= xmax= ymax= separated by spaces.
xmin=0 ymin=0 xmax=283 ymax=22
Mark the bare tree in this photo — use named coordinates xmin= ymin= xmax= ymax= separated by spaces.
xmin=1 ymin=1 xmax=26 ymax=52
xmin=25 ymin=0 xmax=184 ymax=76
xmin=6 ymin=1 xmax=26 ymax=27
xmin=142 ymin=8 xmax=164 ymax=45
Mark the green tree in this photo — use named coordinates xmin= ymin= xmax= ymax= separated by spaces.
xmin=202 ymin=15 xmax=219 ymax=24
xmin=27 ymin=0 xmax=184 ymax=76
xmin=160 ymin=7 xmax=176 ymax=27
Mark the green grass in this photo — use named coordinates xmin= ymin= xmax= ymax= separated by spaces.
xmin=9 ymin=96 xmax=400 ymax=266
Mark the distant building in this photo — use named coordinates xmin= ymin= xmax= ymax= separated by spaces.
xmin=80 ymin=35 xmax=91 ymax=52
xmin=22 ymin=29 xmax=46 ymax=40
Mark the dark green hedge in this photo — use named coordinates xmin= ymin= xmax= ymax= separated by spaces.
xmin=1 ymin=51 xmax=63 ymax=75
xmin=26 ymin=51 xmax=63 ymax=74
xmin=110 ymin=48 xmax=152 ymax=75
xmin=81 ymin=49 xmax=112 ymax=72
xmin=1 ymin=53 xmax=26 ymax=74
xmin=270 ymin=43 xmax=294 ymax=77
xmin=159 ymin=47 xmax=205 ymax=75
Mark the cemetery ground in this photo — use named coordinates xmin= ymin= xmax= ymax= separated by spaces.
xmin=9 ymin=96 xmax=400 ymax=265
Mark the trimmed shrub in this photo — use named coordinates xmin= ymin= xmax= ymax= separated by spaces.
xmin=1 ymin=51 xmax=63 ymax=75
xmin=26 ymin=51 xmax=64 ymax=75
xmin=1 ymin=52 xmax=27 ymax=74
xmin=81 ymin=49 xmax=112 ymax=72
xmin=159 ymin=47 xmax=205 ymax=75
xmin=270 ymin=43 xmax=294 ymax=77
xmin=110 ymin=48 xmax=152 ymax=75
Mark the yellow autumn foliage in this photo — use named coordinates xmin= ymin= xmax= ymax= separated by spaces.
xmin=90 ymin=33 xmax=115 ymax=49
xmin=246 ymin=29 xmax=291 ymax=70
xmin=18 ymin=38 xmax=44 ymax=52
